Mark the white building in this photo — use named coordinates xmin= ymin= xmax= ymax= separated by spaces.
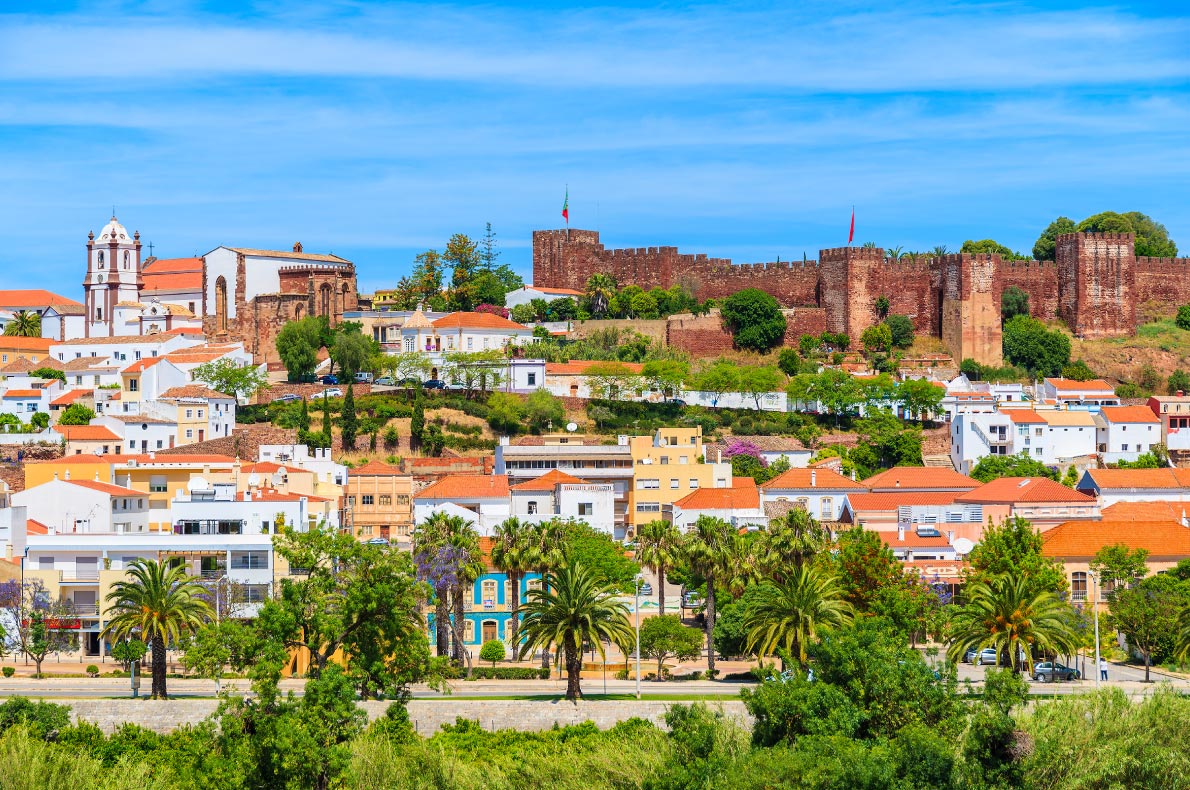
xmin=508 ymin=470 xmax=616 ymax=536
xmin=170 ymin=479 xmax=339 ymax=535
xmin=1076 ymin=468 xmax=1190 ymax=507
xmin=1094 ymin=405 xmax=1161 ymax=464
xmin=760 ymin=468 xmax=866 ymax=521
xmin=413 ymin=475 xmax=512 ymax=536
xmin=397 ymin=311 xmax=536 ymax=377
xmin=671 ymin=478 xmax=766 ymax=532
xmin=505 ymin=285 xmax=584 ymax=309
xmin=13 ymin=476 xmax=150 ymax=535
xmin=50 ymin=332 xmax=203 ymax=370
xmin=1037 ymin=378 xmax=1119 ymax=407
xmin=950 ymin=407 xmax=1097 ymax=474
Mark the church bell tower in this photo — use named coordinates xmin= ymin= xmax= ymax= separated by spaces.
xmin=84 ymin=215 xmax=142 ymax=337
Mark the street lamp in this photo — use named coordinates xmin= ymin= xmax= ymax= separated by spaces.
xmin=1087 ymin=569 xmax=1101 ymax=690
xmin=634 ymin=573 xmax=643 ymax=700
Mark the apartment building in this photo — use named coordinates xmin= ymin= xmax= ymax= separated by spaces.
xmin=628 ymin=427 xmax=732 ymax=533
xmin=345 ymin=459 xmax=413 ymax=543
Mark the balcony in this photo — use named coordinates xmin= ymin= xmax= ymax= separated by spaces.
xmin=70 ymin=604 xmax=100 ymax=617
xmin=63 ymin=569 xmax=100 ymax=582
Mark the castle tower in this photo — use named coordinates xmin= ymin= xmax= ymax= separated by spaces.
xmin=1055 ymin=232 xmax=1136 ymax=339
xmin=818 ymin=246 xmax=886 ymax=340
xmin=531 ymin=229 xmax=604 ymax=291
xmin=939 ymin=254 xmax=1002 ymax=366
xmin=83 ymin=215 xmax=143 ymax=337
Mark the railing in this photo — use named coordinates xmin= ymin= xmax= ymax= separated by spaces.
xmin=71 ymin=604 xmax=99 ymax=616
xmin=65 ymin=569 xmax=99 ymax=582
xmin=199 ymin=569 xmax=226 ymax=580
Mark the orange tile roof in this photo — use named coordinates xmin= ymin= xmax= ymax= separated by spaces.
xmin=1042 ymin=520 xmax=1190 ymax=558
xmin=955 ymin=477 xmax=1095 ymax=504
xmin=25 ymin=519 xmax=48 ymax=535
xmin=415 ymin=474 xmax=510 ymax=500
xmin=67 ymin=479 xmax=141 ymax=496
xmin=861 ymin=467 xmax=978 ymax=491
xmin=2 ymin=357 xmax=61 ymax=374
xmin=527 ymin=286 xmax=583 ymax=296
xmin=53 ymin=425 xmax=121 ymax=441
xmin=1083 ymin=468 xmax=1190 ymax=490
xmin=230 ymin=247 xmax=349 ymax=264
xmin=160 ymin=385 xmax=234 ymax=400
xmin=675 ymin=478 xmax=760 ymax=511
xmin=239 ymin=461 xmax=307 ymax=474
xmin=141 ymin=258 xmax=203 ymax=291
xmin=122 ymin=358 xmax=164 ymax=374
xmin=351 ymin=459 xmax=405 ymax=476
xmin=161 ymin=328 xmax=204 ymax=336
xmin=1045 ymin=378 xmax=1114 ymax=392
xmin=845 ymin=491 xmax=962 ymax=511
xmin=509 ymin=469 xmax=588 ymax=490
xmin=1099 ymin=406 xmax=1160 ymax=424
xmin=762 ymin=467 xmax=865 ymax=490
xmin=431 ymin=312 xmax=530 ymax=331
xmin=55 ymin=334 xmax=167 ymax=346
xmin=1007 ymin=410 xmax=1047 ymax=424
xmin=0 ymin=337 xmax=55 ymax=352
xmin=879 ymin=532 xmax=954 ymax=549
xmin=49 ymin=389 xmax=91 ymax=407
xmin=236 ymin=488 xmax=329 ymax=503
xmin=545 ymin=360 xmax=645 ymax=375
xmin=0 ymin=290 xmax=81 ymax=308
xmin=165 ymin=352 xmax=229 ymax=364
xmin=2 ymin=389 xmax=42 ymax=398
xmin=120 ymin=454 xmax=235 ymax=465
xmin=1100 ymin=501 xmax=1190 ymax=521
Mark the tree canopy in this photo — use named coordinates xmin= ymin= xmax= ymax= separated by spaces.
xmin=1002 ymin=315 xmax=1070 ymax=376
xmin=720 ymin=289 xmax=786 ymax=352
xmin=969 ymin=451 xmax=1058 ymax=483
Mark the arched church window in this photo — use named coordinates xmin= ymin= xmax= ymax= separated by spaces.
xmin=97 ymin=275 xmax=104 ymax=284
xmin=97 ymin=251 xmax=104 ymax=268
xmin=215 ymin=276 xmax=228 ymax=332
xmin=124 ymin=251 xmax=130 ymax=269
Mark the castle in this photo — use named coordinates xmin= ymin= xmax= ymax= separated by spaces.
xmin=53 ymin=216 xmax=359 ymax=365
xmin=533 ymin=229 xmax=1190 ymax=364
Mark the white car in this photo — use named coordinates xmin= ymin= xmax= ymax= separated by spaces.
xmin=322 ymin=388 xmax=344 ymax=398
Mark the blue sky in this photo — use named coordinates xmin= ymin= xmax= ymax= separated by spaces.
xmin=1 ymin=1 xmax=1188 ymax=295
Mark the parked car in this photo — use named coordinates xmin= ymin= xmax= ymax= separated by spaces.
xmin=271 ymin=393 xmax=301 ymax=404
xmin=423 ymin=379 xmax=446 ymax=390
xmin=965 ymin=648 xmax=1000 ymax=666
xmin=322 ymin=388 xmax=343 ymax=398
xmin=1032 ymin=661 xmax=1080 ymax=682
xmin=665 ymin=398 xmax=687 ymax=406
xmin=638 ymin=582 xmax=653 ymax=596
xmin=374 ymin=377 xmax=395 ymax=386
xmin=319 ymin=375 xmax=338 ymax=385
xmin=354 ymin=372 xmax=374 ymax=384
xmin=397 ymin=377 xmax=422 ymax=388
xmin=445 ymin=382 xmax=466 ymax=391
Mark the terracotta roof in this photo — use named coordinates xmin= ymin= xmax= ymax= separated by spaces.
xmin=1101 ymin=501 xmax=1189 ymax=522
xmin=2 ymin=389 xmax=41 ymax=398
xmin=762 ymin=467 xmax=864 ymax=490
xmin=107 ymin=415 xmax=175 ymax=424
xmin=56 ymin=334 xmax=170 ymax=346
xmin=0 ymin=290 xmax=81 ymax=308
xmin=1043 ymin=520 xmax=1190 ymax=558
xmin=230 ymin=247 xmax=350 ymax=264
xmin=26 ymin=519 xmax=48 ymax=535
xmin=955 ymin=477 xmax=1095 ymax=504
xmin=141 ymin=257 xmax=203 ymax=292
xmin=239 ymin=461 xmax=305 ymax=475
xmin=44 ymin=303 xmax=86 ymax=316
xmin=1045 ymin=378 xmax=1114 ymax=392
xmin=524 ymin=286 xmax=583 ymax=296
xmin=0 ymin=337 xmax=55 ymax=352
xmin=49 ymin=389 xmax=92 ymax=407
xmin=1007 ymin=410 xmax=1047 ymax=424
xmin=509 ymin=469 xmax=588 ymax=490
xmin=67 ymin=479 xmax=141 ymax=497
xmin=236 ymin=488 xmax=329 ymax=503
xmin=706 ymin=435 xmax=808 ymax=453
xmin=1083 ymin=468 xmax=1190 ymax=490
xmin=879 ymin=532 xmax=954 ymax=549
xmin=1099 ymin=406 xmax=1160 ymax=424
xmin=161 ymin=328 xmax=204 ymax=336
xmin=63 ymin=357 xmax=116 ymax=372
xmin=160 ymin=385 xmax=234 ymax=400
xmin=1041 ymin=411 xmax=1096 ymax=427
xmin=845 ymin=491 xmax=962 ymax=511
xmin=165 ymin=351 xmax=230 ymax=364
xmin=122 ymin=358 xmax=164 ymax=374
xmin=861 ymin=467 xmax=978 ymax=491
xmin=351 ymin=459 xmax=405 ymax=476
xmin=415 ymin=474 xmax=510 ymax=500
xmin=675 ymin=478 xmax=760 ymax=511
xmin=53 ymin=424 xmax=121 ymax=441
xmin=546 ymin=360 xmax=645 ymax=375
xmin=431 ymin=312 xmax=530 ymax=331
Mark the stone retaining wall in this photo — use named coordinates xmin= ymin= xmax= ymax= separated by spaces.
xmin=65 ymin=698 xmax=752 ymax=735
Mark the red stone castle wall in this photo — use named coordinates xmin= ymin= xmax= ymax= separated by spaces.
xmin=1134 ymin=256 xmax=1190 ymax=308
xmin=996 ymin=261 xmax=1059 ymax=321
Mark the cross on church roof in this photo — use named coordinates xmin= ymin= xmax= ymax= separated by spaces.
xmin=148 ymin=242 xmax=155 ymax=256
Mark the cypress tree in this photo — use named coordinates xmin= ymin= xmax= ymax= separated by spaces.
xmin=341 ymin=384 xmax=358 ymax=451
xmin=298 ymin=397 xmax=310 ymax=432
xmin=322 ymin=391 xmax=332 ymax=447
xmin=411 ymin=396 xmax=425 ymax=451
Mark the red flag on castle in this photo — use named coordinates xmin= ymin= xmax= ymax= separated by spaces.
xmin=562 ymin=187 xmax=569 ymax=225
xmin=848 ymin=207 xmax=855 ymax=245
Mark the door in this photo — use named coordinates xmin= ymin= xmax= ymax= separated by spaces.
xmin=482 ymin=620 xmax=498 ymax=643
xmin=198 ymin=430 xmax=204 ymax=442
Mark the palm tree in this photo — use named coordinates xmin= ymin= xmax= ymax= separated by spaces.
xmin=532 ymin=518 xmax=567 ymax=668
xmin=932 ymin=245 xmax=949 ymax=257
xmin=758 ymin=508 xmax=828 ymax=582
xmin=517 ymin=564 xmax=633 ymax=700
xmin=585 ymin=273 xmax=617 ymax=319
xmin=3 ymin=311 xmax=40 ymax=338
xmin=946 ymin=574 xmax=1078 ymax=674
xmin=744 ymin=565 xmax=853 ymax=669
xmin=447 ymin=525 xmax=485 ymax=673
xmin=886 ymin=246 xmax=906 ymax=263
xmin=490 ymin=517 xmax=536 ymax=654
xmin=412 ymin=512 xmax=466 ymax=660
xmin=637 ymin=520 xmax=681 ymax=616
xmin=684 ymin=515 xmax=750 ymax=676
xmin=102 ymin=559 xmax=213 ymax=699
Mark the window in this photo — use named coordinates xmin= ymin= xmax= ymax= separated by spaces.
xmin=135 ymin=350 xmax=141 ymax=360
xmin=96 ymin=307 xmax=102 ymax=321
xmin=185 ymin=429 xmax=193 ymax=439
xmin=578 ymin=503 xmax=593 ymax=516
xmin=244 ymin=585 xmax=270 ymax=603
xmin=97 ymin=251 xmax=104 ymax=266
xmin=1122 ymin=444 xmax=1129 ymax=452
xmin=198 ymin=410 xmax=204 ymax=418
xmin=467 ymin=337 xmax=473 ymax=349
xmin=361 ymin=494 xmax=374 ymax=506
xmin=155 ymin=440 xmax=163 ymax=449
xmin=232 ymin=551 xmax=267 ymax=570
xmin=527 ymin=501 xmax=538 ymax=514
xmin=679 ymin=456 xmax=689 ymax=464
xmin=1071 ymin=571 xmax=1088 ymax=602
xmin=689 ymin=478 xmax=699 ymax=488
xmin=404 ymin=336 xmax=414 ymax=352
xmin=185 ymin=409 xmax=193 ymax=419
xmin=481 ymin=580 xmax=497 ymax=605
xmin=527 ymin=373 xmax=537 ymax=386
xmin=526 ymin=578 xmax=543 ymax=593
xmin=464 ymin=620 xmax=475 ymax=642
xmin=636 ymin=502 xmax=661 ymax=512
xmin=128 ymin=379 xmax=138 ymax=392
xmin=670 ymin=478 xmax=679 ymax=489
xmin=379 ymin=494 xmax=392 ymax=506
xmin=660 ymin=456 xmax=669 ymax=465
xmin=639 ymin=479 xmax=659 ymax=490
xmin=149 ymin=476 xmax=167 ymax=493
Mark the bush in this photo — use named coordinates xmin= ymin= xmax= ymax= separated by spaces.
xmin=1002 ymin=315 xmax=1070 ymax=376
xmin=0 ymin=697 xmax=71 ymax=739
xmin=463 ymin=667 xmax=550 ymax=680
xmin=479 ymin=639 xmax=506 ymax=666
xmin=1177 ymin=305 xmax=1190 ymax=331
xmin=884 ymin=314 xmax=914 ymax=349
xmin=85 ymin=665 xmax=99 ymax=678
xmin=1 ymin=667 xmax=12 ymax=678
xmin=720 ymin=288 xmax=787 ymax=352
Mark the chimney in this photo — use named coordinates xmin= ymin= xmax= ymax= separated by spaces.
xmin=64 ymin=469 xmax=70 ymax=481
xmin=897 ymin=525 xmax=905 ymax=540
xmin=717 ymin=449 xmax=722 ymax=463
xmin=895 ymin=479 xmax=900 ymax=488
xmin=811 ymin=470 xmax=816 ymax=487
xmin=149 ymin=451 xmax=155 ymax=460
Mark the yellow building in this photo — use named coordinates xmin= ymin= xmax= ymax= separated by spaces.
xmin=0 ymin=337 xmax=55 ymax=367
xmin=628 ymin=426 xmax=732 ymax=530
xmin=345 ymin=459 xmax=414 ymax=543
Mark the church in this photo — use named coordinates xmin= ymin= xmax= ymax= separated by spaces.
xmin=44 ymin=215 xmax=359 ymax=366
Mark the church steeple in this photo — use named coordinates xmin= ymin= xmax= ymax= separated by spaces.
xmin=83 ymin=214 xmax=142 ymax=337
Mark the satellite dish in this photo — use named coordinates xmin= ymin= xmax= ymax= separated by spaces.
xmin=190 ymin=476 xmax=209 ymax=491
xmin=247 ymin=473 xmax=260 ymax=488
xmin=566 ymin=422 xmax=578 ymax=433
xmin=952 ymin=538 xmax=975 ymax=555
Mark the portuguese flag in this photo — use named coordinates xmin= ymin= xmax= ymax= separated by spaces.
xmin=562 ymin=187 xmax=569 ymax=224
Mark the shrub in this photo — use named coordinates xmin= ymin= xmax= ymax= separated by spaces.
xmin=85 ymin=665 xmax=99 ymax=678
xmin=463 ymin=667 xmax=550 ymax=680
xmin=0 ymin=697 xmax=71 ymax=739
xmin=720 ymin=288 xmax=786 ymax=352
xmin=1 ymin=667 xmax=12 ymax=678
xmin=1178 ymin=305 xmax=1190 ymax=331
xmin=479 ymin=639 xmax=506 ymax=666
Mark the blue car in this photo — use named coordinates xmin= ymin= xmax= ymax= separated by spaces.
xmin=319 ymin=375 xmax=338 ymax=385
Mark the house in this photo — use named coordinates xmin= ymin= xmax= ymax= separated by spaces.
xmin=406 ymin=455 xmax=494 ymax=488
xmin=544 ymin=359 xmax=645 ymax=400
xmin=1036 ymin=378 xmax=1119 ymax=407
xmin=1076 ymin=468 xmax=1190 ymax=507
xmin=0 ymin=386 xmax=54 ymax=421
xmin=1093 ymin=406 xmax=1161 ymax=464
xmin=509 ymin=469 xmax=616 ymax=536
xmin=879 ymin=529 xmax=962 ymax=564
xmin=861 ymin=467 xmax=979 ymax=493
xmin=413 ymin=475 xmax=512 ymax=535
xmin=158 ymin=385 xmax=237 ymax=444
xmin=139 ymin=257 xmax=204 ymax=317
xmin=53 ymin=424 xmax=124 ymax=456
xmin=671 ymin=478 xmax=765 ymax=532
xmin=95 ymin=414 xmax=180 ymax=454
xmin=840 ymin=491 xmax=967 ymax=533
xmin=954 ymin=477 xmax=1099 ymax=531
xmin=171 ymin=479 xmax=339 ymax=534
xmin=48 ymin=389 xmax=95 ymax=422
xmin=1042 ymin=519 xmax=1190 ymax=609
xmin=760 ymin=467 xmax=866 ymax=522
xmin=703 ymin=436 xmax=812 ymax=469
xmin=1100 ymin=500 xmax=1190 ymax=523
xmin=1146 ymin=393 xmax=1190 ymax=455
xmin=950 ymin=407 xmax=1096 ymax=474
xmin=12 ymin=475 xmax=150 ymax=535
xmin=345 ymin=459 xmax=413 ymax=543
xmin=0 ymin=337 xmax=56 ymax=368
xmin=255 ymin=445 xmax=348 ymax=500
xmin=505 ymin=285 xmax=584 ymax=309
xmin=49 ymin=333 xmax=203 ymax=369
xmin=629 ymin=427 xmax=733 ymax=530
xmin=397 ymin=311 xmax=536 ymax=372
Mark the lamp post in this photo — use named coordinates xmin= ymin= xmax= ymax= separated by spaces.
xmin=1088 ymin=569 xmax=1101 ymax=690
xmin=634 ymin=574 xmax=643 ymax=700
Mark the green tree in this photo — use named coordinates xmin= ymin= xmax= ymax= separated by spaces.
xmin=970 ymin=451 xmax=1058 ymax=483
xmin=479 ymin=639 xmax=506 ymax=666
xmin=445 ymin=233 xmax=481 ymax=311
xmin=850 ymin=409 xmax=922 ymax=473
xmin=642 ymin=359 xmax=690 ymax=399
xmin=442 ymin=349 xmax=506 ymax=394
xmin=720 ymin=289 xmax=787 ymax=352
xmin=1091 ymin=544 xmax=1149 ymax=601
xmin=897 ymin=378 xmax=943 ymax=422
xmin=1177 ymin=305 xmax=1190 ymax=331
xmin=684 ymin=515 xmax=748 ymax=675
xmin=585 ymin=273 xmax=618 ymax=318
xmin=472 ymin=272 xmax=508 ymax=307
xmin=340 ymin=384 xmax=358 ymax=450
xmin=1001 ymin=286 xmax=1031 ymax=322
xmin=737 ymin=365 xmax=783 ymax=410
xmin=522 ymin=388 xmax=564 ymax=433
xmin=485 ymin=392 xmax=524 ymax=434
xmin=966 ymin=516 xmax=1067 ymax=597
xmin=1061 ymin=359 xmax=1097 ymax=381
xmin=490 ymin=517 xmax=539 ymax=651
xmin=57 ymin=402 xmax=96 ymax=425
xmin=510 ymin=303 xmax=536 ymax=324
xmin=1108 ymin=576 xmax=1183 ymax=682
xmin=1078 ymin=211 xmax=1178 ymax=258
xmin=321 ymin=391 xmax=332 ymax=445
xmin=961 ymin=239 xmax=1017 ymax=257
xmin=180 ymin=621 xmax=234 ymax=692
xmin=691 ymin=360 xmax=740 ymax=408
xmin=947 ymin=574 xmax=1078 ymax=674
xmin=874 ymin=295 xmax=890 ymax=319
xmin=776 ymin=348 xmax=801 ymax=376
xmin=1169 ymin=369 xmax=1190 ymax=395
xmin=744 ymin=566 xmax=853 ymax=669
xmin=1002 ymin=314 xmax=1071 ymax=376
xmin=517 ymin=564 xmax=634 ymax=700
xmin=860 ymin=323 xmax=892 ymax=354
xmin=109 ymin=637 xmax=147 ymax=672
xmin=276 ymin=316 xmax=330 ymax=382
xmin=191 ymin=358 xmax=269 ymax=401
xmin=563 ymin=521 xmax=639 ymax=592
xmin=3 ymin=311 xmax=40 ymax=337
xmin=410 ymin=397 xmax=425 ymax=450
xmin=833 ymin=526 xmax=904 ymax=612
xmin=585 ymin=361 xmax=641 ymax=401
xmin=1032 ymin=216 xmax=1077 ymax=260
xmin=637 ymin=519 xmax=682 ymax=617
xmin=30 ymin=367 xmax=64 ymax=384
xmin=757 ymin=508 xmax=828 ymax=582
xmin=29 ymin=412 xmax=48 ymax=431
xmin=297 ymin=396 xmax=310 ymax=432
xmin=102 ymin=559 xmax=213 ymax=699
xmin=884 ymin=314 xmax=914 ymax=349
xmin=382 ymin=351 xmax=432 ymax=386
xmin=329 ymin=327 xmax=380 ymax=380
xmin=639 ymin=614 xmax=704 ymax=679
